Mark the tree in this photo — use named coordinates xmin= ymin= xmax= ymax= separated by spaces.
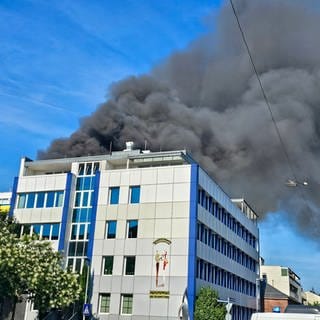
xmin=0 ymin=218 xmax=82 ymax=319
xmin=194 ymin=287 xmax=226 ymax=320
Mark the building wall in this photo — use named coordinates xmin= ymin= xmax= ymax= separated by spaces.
xmin=304 ymin=291 xmax=320 ymax=305
xmin=260 ymin=266 xmax=302 ymax=303
xmin=10 ymin=151 xmax=260 ymax=320
xmin=194 ymin=169 xmax=259 ymax=320
xmin=264 ymin=298 xmax=288 ymax=313
xmin=90 ymin=165 xmax=192 ymax=319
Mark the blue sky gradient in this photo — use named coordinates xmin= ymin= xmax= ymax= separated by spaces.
xmin=1 ymin=0 xmax=319 ymax=292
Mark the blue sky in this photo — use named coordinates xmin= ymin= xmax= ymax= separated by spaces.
xmin=0 ymin=0 xmax=319 ymax=292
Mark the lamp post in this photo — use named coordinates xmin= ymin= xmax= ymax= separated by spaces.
xmin=83 ymin=258 xmax=91 ymax=320
xmin=285 ymin=179 xmax=308 ymax=187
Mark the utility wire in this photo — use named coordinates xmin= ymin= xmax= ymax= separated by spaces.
xmin=228 ymin=0 xmax=297 ymax=182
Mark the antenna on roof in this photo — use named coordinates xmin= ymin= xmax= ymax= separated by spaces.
xmin=109 ymin=141 xmax=112 ymax=155
xmin=144 ymin=140 xmax=147 ymax=150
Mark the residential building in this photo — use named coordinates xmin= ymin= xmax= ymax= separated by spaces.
xmin=0 ymin=192 xmax=11 ymax=215
xmin=260 ymin=282 xmax=294 ymax=312
xmin=260 ymin=265 xmax=302 ymax=304
xmin=303 ymin=291 xmax=320 ymax=306
xmin=9 ymin=143 xmax=260 ymax=320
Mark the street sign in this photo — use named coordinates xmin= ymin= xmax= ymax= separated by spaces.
xmin=83 ymin=303 xmax=92 ymax=316
xmin=226 ymin=302 xmax=233 ymax=313
xmin=225 ymin=314 xmax=232 ymax=320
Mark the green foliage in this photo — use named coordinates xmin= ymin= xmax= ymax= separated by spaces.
xmin=194 ymin=287 xmax=226 ymax=320
xmin=0 ymin=218 xmax=81 ymax=317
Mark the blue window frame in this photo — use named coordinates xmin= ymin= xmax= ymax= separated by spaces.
xmin=109 ymin=187 xmax=120 ymax=205
xmin=130 ymin=186 xmax=140 ymax=204
xmin=33 ymin=224 xmax=41 ymax=235
xmin=55 ymin=191 xmax=64 ymax=207
xmin=46 ymin=191 xmax=55 ymax=207
xmin=51 ymin=224 xmax=60 ymax=240
xmin=17 ymin=194 xmax=26 ymax=208
xmin=106 ymin=221 xmax=117 ymax=239
xmin=42 ymin=224 xmax=51 ymax=239
xmin=26 ymin=193 xmax=36 ymax=208
xmin=36 ymin=192 xmax=45 ymax=208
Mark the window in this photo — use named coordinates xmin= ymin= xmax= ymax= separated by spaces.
xmin=26 ymin=193 xmax=36 ymax=208
xmin=99 ymin=293 xmax=110 ymax=313
xmin=281 ymin=268 xmax=288 ymax=276
xmin=127 ymin=220 xmax=138 ymax=238
xmin=129 ymin=186 xmax=140 ymax=204
xmin=16 ymin=191 xmax=64 ymax=209
xmin=109 ymin=187 xmax=120 ymax=205
xmin=103 ymin=256 xmax=114 ymax=275
xmin=121 ymin=294 xmax=133 ymax=315
xmin=46 ymin=191 xmax=55 ymax=207
xmin=36 ymin=192 xmax=45 ymax=208
xmin=124 ymin=256 xmax=135 ymax=275
xmin=106 ymin=221 xmax=117 ymax=239
xmin=17 ymin=194 xmax=26 ymax=208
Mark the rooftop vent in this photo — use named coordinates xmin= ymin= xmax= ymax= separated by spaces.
xmin=124 ymin=141 xmax=134 ymax=151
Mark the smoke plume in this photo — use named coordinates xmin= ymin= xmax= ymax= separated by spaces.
xmin=39 ymin=0 xmax=320 ymax=239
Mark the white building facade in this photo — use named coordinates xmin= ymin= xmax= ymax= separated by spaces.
xmin=9 ymin=147 xmax=259 ymax=320
xmin=260 ymin=265 xmax=302 ymax=304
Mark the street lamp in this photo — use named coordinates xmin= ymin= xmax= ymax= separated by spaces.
xmin=285 ymin=179 xmax=308 ymax=187
xmin=83 ymin=258 xmax=91 ymax=320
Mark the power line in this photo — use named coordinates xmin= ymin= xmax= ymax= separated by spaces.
xmin=228 ymin=0 xmax=297 ymax=182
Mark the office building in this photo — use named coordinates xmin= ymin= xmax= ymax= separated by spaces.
xmin=9 ymin=143 xmax=260 ymax=320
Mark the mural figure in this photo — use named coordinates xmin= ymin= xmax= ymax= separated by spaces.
xmin=154 ymin=249 xmax=169 ymax=287
xmin=155 ymin=250 xmax=161 ymax=287
xmin=152 ymin=238 xmax=171 ymax=290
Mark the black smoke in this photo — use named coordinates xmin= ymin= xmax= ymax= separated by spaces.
xmin=39 ymin=0 xmax=320 ymax=239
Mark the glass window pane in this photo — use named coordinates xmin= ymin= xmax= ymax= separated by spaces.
xmin=103 ymin=256 xmax=113 ymax=275
xmin=35 ymin=192 xmax=45 ymax=208
xmin=127 ymin=220 xmax=138 ymax=238
xmin=82 ymin=192 xmax=89 ymax=207
xmin=99 ymin=294 xmax=110 ymax=313
xmin=55 ymin=191 xmax=64 ymax=207
xmin=76 ymin=242 xmax=84 ymax=256
xmin=121 ymin=295 xmax=133 ymax=315
xmin=86 ymin=163 xmax=92 ymax=175
xmin=42 ymin=224 xmax=51 ymax=239
xmin=75 ymin=192 xmax=81 ymax=207
xmin=68 ymin=242 xmax=76 ymax=256
xmin=71 ymin=225 xmax=77 ymax=240
xmin=109 ymin=187 xmax=119 ymax=205
xmin=51 ymin=224 xmax=60 ymax=240
xmin=130 ymin=186 xmax=140 ymax=204
xmin=80 ymin=208 xmax=89 ymax=222
xmin=106 ymin=221 xmax=116 ymax=239
xmin=125 ymin=256 xmax=135 ymax=275
xmin=17 ymin=194 xmax=26 ymax=208
xmin=93 ymin=162 xmax=100 ymax=174
xmin=83 ymin=177 xmax=92 ymax=190
xmin=78 ymin=163 xmax=85 ymax=176
xmin=32 ymin=224 xmax=41 ymax=236
xmin=27 ymin=193 xmax=36 ymax=208
xmin=46 ymin=192 xmax=55 ymax=208
xmin=78 ymin=224 xmax=85 ymax=240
